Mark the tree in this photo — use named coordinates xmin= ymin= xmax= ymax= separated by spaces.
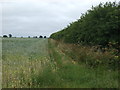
xmin=9 ymin=34 xmax=12 ymax=38
xmin=44 ymin=36 xmax=46 ymax=38
xmin=50 ymin=1 xmax=120 ymax=47
xmin=39 ymin=35 xmax=43 ymax=38
xmin=3 ymin=35 xmax=8 ymax=38
xmin=33 ymin=36 xmax=37 ymax=38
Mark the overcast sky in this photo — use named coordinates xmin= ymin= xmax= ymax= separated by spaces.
xmin=0 ymin=0 xmax=118 ymax=37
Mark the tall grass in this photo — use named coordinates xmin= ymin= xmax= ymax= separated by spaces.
xmin=47 ymin=39 xmax=119 ymax=88
xmin=0 ymin=37 xmax=2 ymax=89
xmin=2 ymin=38 xmax=50 ymax=88
xmin=57 ymin=40 xmax=120 ymax=70
xmin=2 ymin=38 xmax=119 ymax=88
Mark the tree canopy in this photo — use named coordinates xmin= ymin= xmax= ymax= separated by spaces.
xmin=50 ymin=2 xmax=120 ymax=47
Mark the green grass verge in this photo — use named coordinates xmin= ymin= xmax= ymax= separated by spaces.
xmin=47 ymin=39 xmax=119 ymax=88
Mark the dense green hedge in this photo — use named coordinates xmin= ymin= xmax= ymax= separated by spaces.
xmin=50 ymin=2 xmax=120 ymax=47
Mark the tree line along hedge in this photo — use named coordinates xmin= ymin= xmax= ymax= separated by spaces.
xmin=50 ymin=2 xmax=120 ymax=49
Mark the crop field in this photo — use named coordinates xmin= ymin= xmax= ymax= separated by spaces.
xmin=2 ymin=38 xmax=119 ymax=88
xmin=2 ymin=38 xmax=50 ymax=88
xmin=0 ymin=38 xmax=2 ymax=89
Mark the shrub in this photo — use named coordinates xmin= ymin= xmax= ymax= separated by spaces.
xmin=56 ymin=40 xmax=120 ymax=70
xmin=50 ymin=2 xmax=120 ymax=50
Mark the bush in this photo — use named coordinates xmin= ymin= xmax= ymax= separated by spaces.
xmin=50 ymin=1 xmax=120 ymax=50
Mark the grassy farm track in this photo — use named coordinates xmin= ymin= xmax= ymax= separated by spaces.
xmin=2 ymin=38 xmax=119 ymax=88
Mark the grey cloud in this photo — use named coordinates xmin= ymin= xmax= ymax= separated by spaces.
xmin=1 ymin=0 xmax=118 ymax=37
